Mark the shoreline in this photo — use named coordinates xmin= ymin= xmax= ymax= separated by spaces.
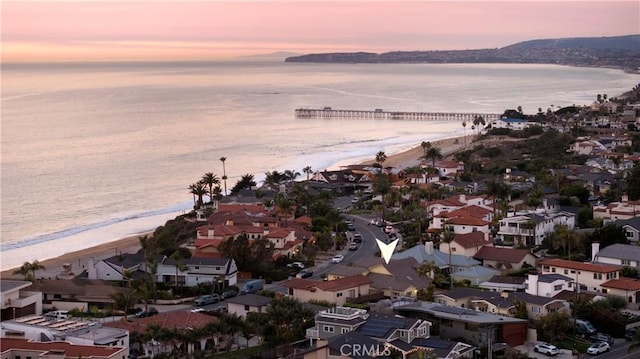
xmin=0 ymin=134 xmax=471 ymax=279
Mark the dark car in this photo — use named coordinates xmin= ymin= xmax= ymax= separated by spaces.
xmin=298 ymin=269 xmax=313 ymax=278
xmin=221 ymin=290 xmax=238 ymax=300
xmin=626 ymin=328 xmax=638 ymax=341
xmin=588 ymin=332 xmax=614 ymax=345
xmin=136 ymin=307 xmax=159 ymax=318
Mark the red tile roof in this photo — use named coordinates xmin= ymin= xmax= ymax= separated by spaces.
xmin=104 ymin=310 xmax=216 ymax=334
xmin=539 ymin=258 xmax=622 ymax=273
xmin=0 ymin=338 xmax=124 ymax=358
xmin=453 ymin=232 xmax=490 ymax=248
xmin=447 ymin=216 xmax=490 ymax=226
xmin=601 ymin=278 xmax=640 ymax=291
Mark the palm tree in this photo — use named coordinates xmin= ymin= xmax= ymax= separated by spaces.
xmin=277 ymin=197 xmax=293 ymax=226
xmin=13 ymin=260 xmax=45 ymax=281
xmin=424 ymin=146 xmax=443 ymax=169
xmin=189 ymin=182 xmax=207 ymax=209
xmin=375 ymin=151 xmax=387 ymax=168
xmin=219 ymin=157 xmax=228 ymax=196
xmin=441 ymin=222 xmax=455 ymax=288
xmin=303 ymin=165 xmax=313 ymax=181
xmin=284 ymin=169 xmax=300 ymax=182
xmin=473 ymin=115 xmax=485 ymax=134
xmin=110 ymin=290 xmax=138 ymax=320
xmin=170 ymin=251 xmax=187 ymax=295
xmin=421 ymin=141 xmax=432 ymax=157
xmin=462 ymin=121 xmax=467 ymax=148
xmin=201 ymin=173 xmax=220 ymax=205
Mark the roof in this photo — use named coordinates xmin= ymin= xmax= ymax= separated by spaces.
xmin=601 ymin=278 xmax=640 ymax=291
xmin=474 ymin=246 xmax=533 ymax=264
xmin=0 ymin=280 xmax=31 ymax=293
xmin=326 ymin=264 xmax=367 ymax=277
xmin=0 ymin=338 xmax=124 ymax=357
xmin=483 ymin=275 xmax=526 ymax=285
xmin=537 ymin=273 xmax=573 ymax=283
xmin=283 ymin=275 xmax=372 ymax=292
xmin=226 ymin=293 xmax=272 ymax=307
xmin=325 ymin=331 xmax=382 ymax=359
xmin=396 ymin=302 xmax=527 ymax=325
xmin=104 ymin=310 xmax=215 ymax=334
xmin=392 ymin=244 xmax=480 ymax=268
xmin=434 ymin=287 xmax=496 ymax=300
xmin=355 ymin=312 xmax=420 ymax=339
xmin=595 ymin=243 xmax=640 ymax=262
xmin=539 ymin=258 xmax=622 ymax=273
xmin=453 ymin=232 xmax=490 ymax=249
xmin=452 ymin=265 xmax=500 ymax=280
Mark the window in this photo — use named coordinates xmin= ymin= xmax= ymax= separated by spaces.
xmin=341 ymin=328 xmax=349 ymax=334
xmin=452 ymin=247 xmax=456 ymax=252
xmin=245 ymin=305 xmax=250 ymax=310
xmin=571 ymin=270 xmax=576 ymax=274
xmin=551 ymin=268 xmax=556 ymax=273
xmin=336 ymin=292 xmax=343 ymax=297
xmin=195 ymin=266 xmax=199 ymax=269
xmin=564 ymin=269 xmax=568 ymax=275
xmin=622 ymin=259 xmax=631 ymax=265
xmin=593 ymin=273 xmax=602 ymax=280
xmin=554 ymin=284 xmax=563 ymax=291
xmin=543 ymin=266 xmax=550 ymax=271
xmin=323 ymin=325 xmax=335 ymax=333
xmin=531 ymin=306 xmax=541 ymax=313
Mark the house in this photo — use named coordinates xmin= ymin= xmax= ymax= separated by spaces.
xmin=431 ymin=160 xmax=464 ymax=178
xmin=616 ymin=217 xmax=640 ymax=243
xmin=156 ymin=256 xmax=238 ymax=287
xmin=87 ymin=252 xmax=146 ymax=281
xmin=1 ymin=280 xmax=42 ymax=320
xmin=570 ymin=139 xmax=607 ymax=155
xmin=360 ymin=257 xmax=430 ymax=299
xmin=451 ymin=266 xmax=501 ymax=286
xmin=1 ymin=315 xmax=129 ymax=356
xmin=507 ymin=292 xmax=570 ymax=320
xmin=0 ymin=338 xmax=127 ymax=359
xmin=392 ymin=242 xmax=480 ymax=275
xmin=600 ymin=278 xmax=640 ymax=306
xmin=305 ymin=306 xmax=369 ymax=341
xmin=593 ymin=195 xmax=640 ymax=223
xmin=283 ymin=275 xmax=372 ymax=306
xmin=592 ymin=243 xmax=640 ymax=269
xmin=473 ymin=246 xmax=537 ymax=270
xmin=27 ymin=278 xmax=131 ymax=312
xmin=538 ymin=258 xmax=622 ymax=294
xmin=497 ymin=211 xmax=575 ymax=247
xmin=310 ymin=169 xmax=372 ymax=195
xmin=396 ymin=301 xmax=528 ymax=347
xmin=490 ymin=118 xmax=533 ymax=131
xmin=439 ymin=232 xmax=492 ymax=257
xmin=226 ymin=294 xmax=272 ymax=318
xmin=479 ymin=275 xmax=526 ymax=292
xmin=525 ymin=273 xmax=574 ymax=297
xmin=430 ymin=208 xmax=492 ymax=241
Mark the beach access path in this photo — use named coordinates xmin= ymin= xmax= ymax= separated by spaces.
xmin=1 ymin=134 xmax=473 ymax=279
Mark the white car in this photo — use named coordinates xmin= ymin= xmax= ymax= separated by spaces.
xmin=534 ymin=342 xmax=559 ymax=356
xmin=287 ymin=261 xmax=305 ymax=269
xmin=587 ymin=341 xmax=609 ymax=355
xmin=331 ymin=254 xmax=344 ymax=263
xmin=190 ymin=308 xmax=205 ymax=313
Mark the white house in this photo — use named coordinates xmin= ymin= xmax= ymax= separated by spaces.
xmin=592 ymin=243 xmax=640 ymax=269
xmin=226 ymin=294 xmax=272 ymax=318
xmin=525 ymin=273 xmax=573 ymax=297
xmin=538 ymin=258 xmax=622 ymax=294
xmin=156 ymin=256 xmax=238 ymax=287
xmin=1 ymin=280 xmax=43 ymax=320
xmin=490 ymin=118 xmax=533 ymax=130
xmin=497 ymin=211 xmax=575 ymax=247
xmin=593 ymin=196 xmax=640 ymax=223
xmin=87 ymin=252 xmax=145 ymax=281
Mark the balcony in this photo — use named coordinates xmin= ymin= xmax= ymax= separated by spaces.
xmin=498 ymin=228 xmax=533 ymax=236
xmin=306 ymin=328 xmax=319 ymax=339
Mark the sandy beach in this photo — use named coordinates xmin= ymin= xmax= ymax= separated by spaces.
xmin=1 ymin=134 xmax=471 ymax=280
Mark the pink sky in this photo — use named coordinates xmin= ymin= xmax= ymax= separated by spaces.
xmin=2 ymin=1 xmax=638 ymax=62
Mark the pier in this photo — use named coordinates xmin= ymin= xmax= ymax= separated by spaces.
xmin=295 ymin=107 xmax=501 ymax=122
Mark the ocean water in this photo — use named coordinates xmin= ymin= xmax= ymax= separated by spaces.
xmin=1 ymin=60 xmax=638 ymax=271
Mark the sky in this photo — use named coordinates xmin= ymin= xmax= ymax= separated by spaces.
xmin=2 ymin=0 xmax=639 ymax=62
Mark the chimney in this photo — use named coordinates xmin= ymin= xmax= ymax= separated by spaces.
xmin=424 ymin=241 xmax=434 ymax=255
xmin=87 ymin=257 xmax=96 ymax=280
xmin=591 ymin=242 xmax=600 ymax=262
xmin=526 ymin=273 xmax=539 ymax=296
xmin=459 ymin=194 xmax=466 ymax=203
xmin=208 ymin=225 xmax=214 ymax=238
xmin=622 ymin=194 xmax=629 ymax=202
xmin=500 ymin=291 xmax=509 ymax=299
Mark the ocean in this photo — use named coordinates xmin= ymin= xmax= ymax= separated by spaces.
xmin=1 ymin=59 xmax=638 ymax=271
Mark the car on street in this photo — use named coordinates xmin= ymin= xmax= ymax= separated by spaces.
xmin=136 ymin=307 xmax=159 ymax=318
xmin=347 ymin=223 xmax=355 ymax=231
xmin=353 ymin=232 xmax=362 ymax=243
xmin=588 ymin=332 xmax=614 ymax=345
xmin=586 ymin=341 xmax=609 ymax=355
xmin=348 ymin=242 xmax=358 ymax=251
xmin=194 ymin=294 xmax=220 ymax=306
xmin=221 ymin=290 xmax=238 ymax=300
xmin=190 ymin=308 xmax=206 ymax=313
xmin=298 ymin=268 xmax=313 ymax=278
xmin=533 ymin=342 xmax=559 ymax=356
xmin=331 ymin=254 xmax=345 ymax=263
xmin=287 ymin=261 xmax=305 ymax=269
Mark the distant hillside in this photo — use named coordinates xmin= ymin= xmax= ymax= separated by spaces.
xmin=285 ymin=35 xmax=640 ymax=73
xmin=504 ymin=35 xmax=640 ymax=51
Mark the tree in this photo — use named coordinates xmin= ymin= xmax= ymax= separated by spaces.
xmin=537 ymin=311 xmax=572 ymax=342
xmin=189 ymin=182 xmax=207 ymax=209
xmin=219 ymin=157 xmax=228 ymax=196
xmin=514 ymin=300 xmax=528 ymax=319
xmin=13 ymin=260 xmax=45 ymax=281
xmin=230 ymin=174 xmax=256 ymax=195
xmin=626 ymin=164 xmax=640 ymax=200
xmin=424 ymin=146 xmax=443 ymax=170
xmin=263 ymin=296 xmax=314 ymax=347
xmin=462 ymin=121 xmax=467 ymax=147
xmin=473 ymin=115 xmax=486 ymax=134
xmin=421 ymin=141 xmax=432 ymax=157
xmin=375 ymin=151 xmax=387 ymax=168
xmin=441 ymin=222 xmax=455 ymax=288
xmin=110 ymin=290 xmax=138 ymax=320
xmin=201 ymin=172 xmax=220 ymax=205
xmin=170 ymin=251 xmax=187 ymax=295
xmin=303 ymin=165 xmax=313 ymax=181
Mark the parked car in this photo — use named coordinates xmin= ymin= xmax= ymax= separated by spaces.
xmin=298 ymin=268 xmax=313 ymax=278
xmin=287 ymin=261 xmax=305 ymax=269
xmin=194 ymin=294 xmax=220 ymax=306
xmin=45 ymin=310 xmax=70 ymax=319
xmin=575 ymin=319 xmax=597 ymax=336
xmin=586 ymin=341 xmax=609 ymax=355
xmin=626 ymin=328 xmax=639 ymax=341
xmin=347 ymin=223 xmax=356 ymax=231
xmin=136 ymin=307 xmax=159 ymax=318
xmin=240 ymin=279 xmax=264 ymax=294
xmin=353 ymin=232 xmax=363 ymax=243
xmin=190 ymin=308 xmax=206 ymax=313
xmin=348 ymin=242 xmax=358 ymax=251
xmin=221 ymin=290 xmax=238 ymax=300
xmin=331 ymin=254 xmax=344 ymax=263
xmin=533 ymin=342 xmax=559 ymax=356
xmin=588 ymin=332 xmax=614 ymax=345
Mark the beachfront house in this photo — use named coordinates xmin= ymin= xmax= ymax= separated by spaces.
xmin=156 ymin=256 xmax=238 ymax=287
xmin=1 ymin=280 xmax=43 ymax=320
